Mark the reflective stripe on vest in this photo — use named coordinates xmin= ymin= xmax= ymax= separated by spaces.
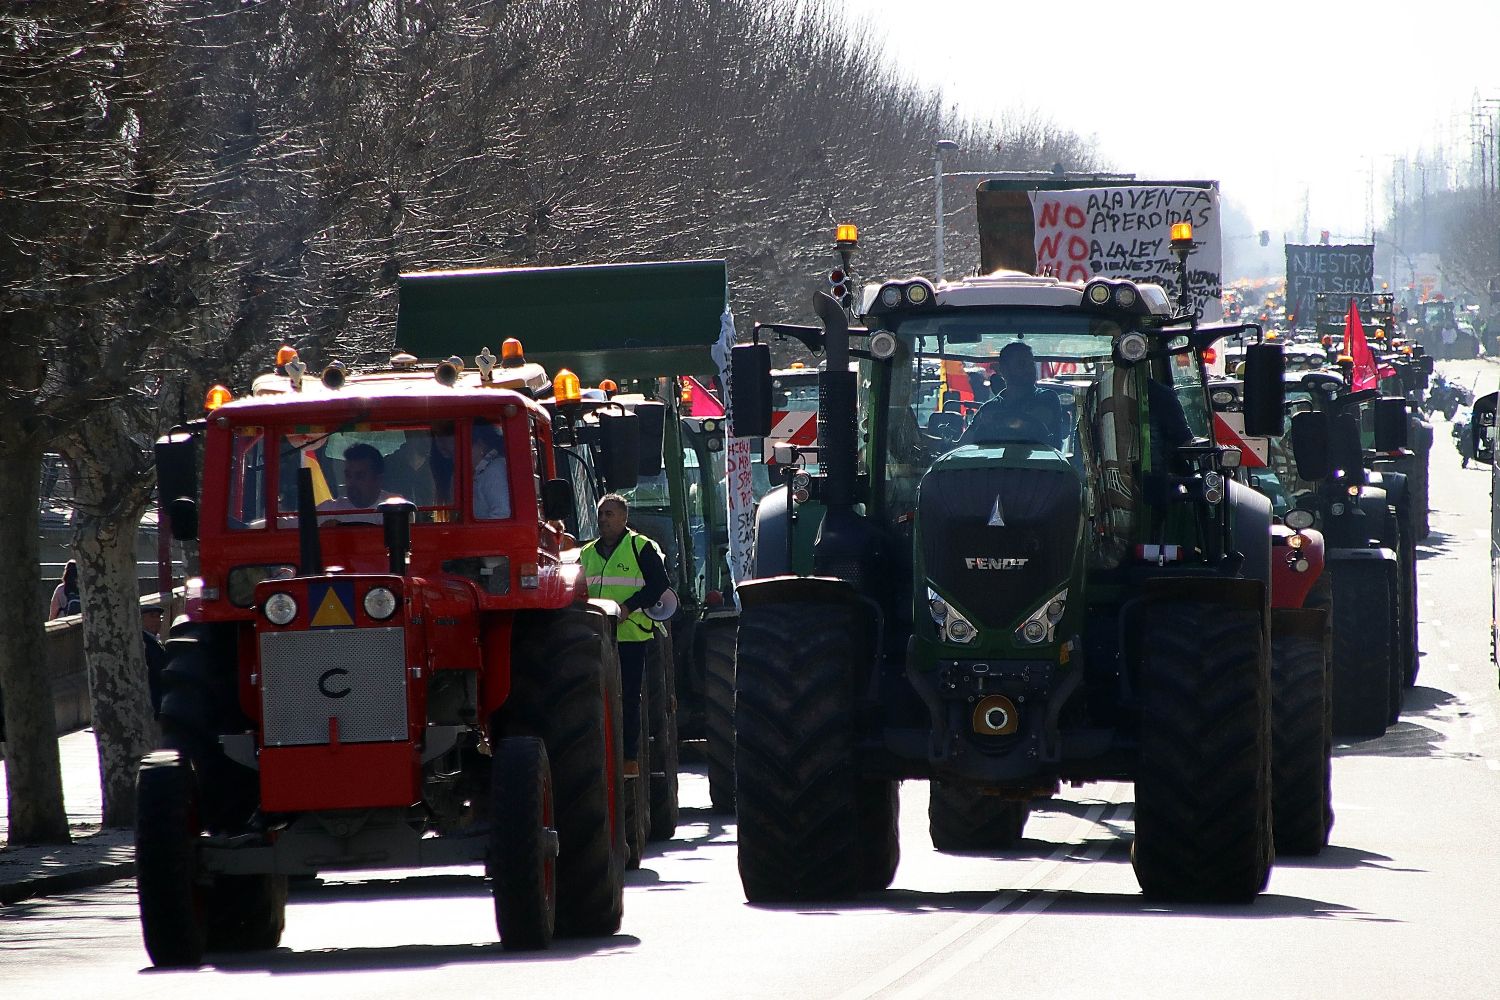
xmin=580 ymin=530 xmax=660 ymax=643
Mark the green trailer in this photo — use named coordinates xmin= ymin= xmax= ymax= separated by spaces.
xmin=399 ymin=260 xmax=741 ymax=814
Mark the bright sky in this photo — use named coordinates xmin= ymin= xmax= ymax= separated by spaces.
xmin=856 ymin=0 xmax=1500 ymax=242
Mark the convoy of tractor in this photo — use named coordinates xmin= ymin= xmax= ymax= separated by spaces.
xmin=132 ymin=179 xmax=1437 ymax=964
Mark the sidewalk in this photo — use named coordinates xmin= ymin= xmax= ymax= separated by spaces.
xmin=0 ymin=730 xmax=136 ymax=905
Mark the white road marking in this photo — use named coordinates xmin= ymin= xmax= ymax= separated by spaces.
xmin=888 ymin=809 xmax=1128 ymax=1000
xmin=831 ymin=794 xmax=1121 ymax=1000
xmin=1448 ymin=661 xmax=1462 ymax=673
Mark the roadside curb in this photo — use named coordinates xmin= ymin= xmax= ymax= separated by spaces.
xmin=0 ymin=831 xmax=135 ymax=906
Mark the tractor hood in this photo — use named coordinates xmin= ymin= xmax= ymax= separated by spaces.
xmin=915 ymin=444 xmax=1083 ymax=632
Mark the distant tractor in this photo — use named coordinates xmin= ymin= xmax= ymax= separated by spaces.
xmin=139 ymin=339 xmax=640 ymax=966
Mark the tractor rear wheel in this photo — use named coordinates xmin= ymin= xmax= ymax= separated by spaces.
xmin=928 ymin=783 xmax=1030 ymax=853
xmin=735 ymin=602 xmax=888 ymax=901
xmin=156 ymin=623 xmax=256 ymax=834
xmin=489 ymin=736 xmax=557 ymax=950
xmin=205 ymin=873 xmax=287 ymax=953
xmin=1330 ymin=562 xmax=1396 ymax=738
xmin=858 ymin=778 xmax=901 ymax=892
xmin=1270 ymin=628 xmax=1333 ymax=855
xmin=624 ymin=661 xmax=649 ymax=870
xmin=135 ymin=751 xmax=208 ymax=968
xmin=507 ymin=609 xmax=625 ymax=937
xmin=1398 ymin=521 xmax=1420 ymax=689
xmin=1132 ymin=600 xmax=1272 ymax=903
xmin=647 ymin=629 xmax=680 ymax=841
xmin=701 ymin=620 xmax=737 ymax=814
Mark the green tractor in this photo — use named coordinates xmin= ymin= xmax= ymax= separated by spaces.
xmin=729 ymin=248 xmax=1289 ymax=903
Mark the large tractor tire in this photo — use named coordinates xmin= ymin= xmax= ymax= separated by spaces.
xmin=1132 ymin=600 xmax=1272 ymax=903
xmin=701 ymin=620 xmax=737 ymax=814
xmin=928 ymin=783 xmax=1030 ymax=853
xmin=506 ymin=609 xmax=626 ymax=938
xmin=156 ymin=623 xmax=256 ymax=833
xmin=858 ymin=776 xmax=901 ymax=892
xmin=205 ymin=873 xmax=287 ymax=953
xmin=1330 ymin=562 xmax=1396 ymax=738
xmin=135 ymin=750 xmax=208 ymax=968
xmin=623 ymin=666 xmax=649 ymax=870
xmin=647 ymin=629 xmax=680 ymax=842
xmin=1270 ymin=627 xmax=1333 ymax=856
xmin=734 ymin=602 xmax=892 ymax=901
xmin=488 ymin=736 xmax=557 ymax=951
xmin=1398 ymin=521 xmax=1420 ymax=690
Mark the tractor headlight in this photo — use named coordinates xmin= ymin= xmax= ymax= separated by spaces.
xmin=928 ymin=588 xmax=949 ymax=625
xmin=363 ymin=586 xmax=398 ymax=621
xmin=1116 ymin=332 xmax=1149 ymax=364
xmin=1113 ymin=283 xmax=1138 ymax=309
xmin=905 ymin=282 xmax=931 ymax=305
xmin=945 ymin=615 xmax=977 ymax=644
xmin=1285 ymin=507 xmax=1316 ymax=530
xmin=1015 ymin=588 xmax=1067 ymax=645
xmin=1086 ymin=280 xmax=1113 ymax=305
xmin=1202 ymin=472 xmax=1225 ymax=505
xmin=263 ymin=592 xmax=298 ymax=626
xmin=880 ymin=285 xmax=903 ymax=308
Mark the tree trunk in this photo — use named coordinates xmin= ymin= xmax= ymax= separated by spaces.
xmin=0 ymin=431 xmax=70 ymax=845
xmin=68 ymin=409 xmax=159 ymax=829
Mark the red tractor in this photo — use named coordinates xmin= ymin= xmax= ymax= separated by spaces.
xmin=139 ymin=344 xmax=636 ymax=965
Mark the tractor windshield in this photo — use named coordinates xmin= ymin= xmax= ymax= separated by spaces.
xmin=226 ymin=419 xmax=465 ymax=529
xmin=877 ymin=308 xmax=1213 ymax=566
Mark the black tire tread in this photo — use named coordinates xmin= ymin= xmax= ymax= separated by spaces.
xmin=489 ymin=736 xmax=556 ymax=950
xmin=702 ymin=621 xmax=738 ymax=815
xmin=135 ymin=750 xmax=207 ymax=968
xmin=1330 ymin=563 xmax=1395 ymax=737
xmin=1132 ymin=601 xmax=1273 ymax=903
xmin=507 ymin=608 xmax=625 ymax=937
xmin=647 ymin=630 xmax=680 ymax=841
xmin=928 ymin=784 xmax=1029 ymax=853
xmin=735 ymin=603 xmax=882 ymax=902
xmin=1270 ymin=628 xmax=1333 ymax=855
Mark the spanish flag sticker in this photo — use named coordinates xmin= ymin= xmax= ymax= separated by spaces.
xmin=309 ymin=580 xmax=355 ymax=629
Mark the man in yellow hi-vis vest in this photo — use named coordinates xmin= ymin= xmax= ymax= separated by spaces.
xmin=580 ymin=494 xmax=669 ymax=775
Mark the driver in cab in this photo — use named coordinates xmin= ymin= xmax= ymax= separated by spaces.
xmin=959 ymin=341 xmax=1063 ymax=449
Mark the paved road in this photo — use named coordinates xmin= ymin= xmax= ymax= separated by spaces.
xmin=6 ymin=360 xmax=1500 ymax=999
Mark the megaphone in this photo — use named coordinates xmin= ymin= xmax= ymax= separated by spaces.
xmin=645 ymin=588 xmax=679 ymax=622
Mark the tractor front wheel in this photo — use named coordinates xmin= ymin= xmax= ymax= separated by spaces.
xmin=135 ymin=751 xmax=208 ymax=968
xmin=928 ymin=783 xmax=1030 ymax=853
xmin=701 ymin=620 xmax=738 ymax=814
xmin=1132 ymin=600 xmax=1272 ymax=902
xmin=489 ymin=736 xmax=557 ymax=950
xmin=735 ymin=602 xmax=891 ymax=901
xmin=1270 ymin=627 xmax=1333 ymax=855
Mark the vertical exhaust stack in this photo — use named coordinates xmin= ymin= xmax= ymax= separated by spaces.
xmin=296 ymin=467 xmax=323 ymax=575
xmin=380 ymin=499 xmax=416 ymax=575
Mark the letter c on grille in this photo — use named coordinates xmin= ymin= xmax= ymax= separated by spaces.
xmin=318 ymin=667 xmax=352 ymax=699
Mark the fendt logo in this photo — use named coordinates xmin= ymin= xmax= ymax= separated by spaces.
xmin=964 ymin=557 xmax=1029 ymax=570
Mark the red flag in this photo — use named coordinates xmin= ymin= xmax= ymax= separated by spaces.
xmin=684 ymin=375 xmax=725 ymax=417
xmin=1342 ymin=299 xmax=1379 ymax=391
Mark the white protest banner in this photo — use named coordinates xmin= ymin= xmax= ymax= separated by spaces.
xmin=1028 ymin=185 xmax=1223 ymax=323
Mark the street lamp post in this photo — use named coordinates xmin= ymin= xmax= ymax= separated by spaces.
xmin=934 ymin=139 xmax=958 ymax=280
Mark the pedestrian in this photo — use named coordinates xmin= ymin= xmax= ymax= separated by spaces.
xmin=48 ymin=559 xmax=81 ymax=619
xmin=579 ymin=494 xmax=670 ymax=775
xmin=142 ymin=602 xmax=168 ymax=715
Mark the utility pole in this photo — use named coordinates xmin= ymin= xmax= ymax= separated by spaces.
xmin=933 ymin=139 xmax=958 ymax=280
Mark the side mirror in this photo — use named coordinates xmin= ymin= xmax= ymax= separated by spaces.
xmin=542 ymin=478 xmax=576 ymax=523
xmin=1288 ymin=410 xmax=1331 ymax=482
xmin=1473 ymin=391 xmax=1498 ymax=467
xmin=167 ymin=498 xmax=199 ymax=543
xmin=729 ymin=343 xmax=773 ymax=438
xmin=597 ymin=409 xmax=641 ymax=492
xmin=1373 ymin=397 xmax=1410 ymax=452
xmin=633 ymin=400 xmax=666 ymax=477
xmin=1242 ymin=343 xmax=1286 ymax=437
xmin=155 ymin=430 xmax=200 ymax=541
xmin=1329 ymin=412 xmax=1364 ymax=481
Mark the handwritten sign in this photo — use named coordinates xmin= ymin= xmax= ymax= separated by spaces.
xmin=1284 ymin=244 xmax=1374 ymax=328
xmin=1028 ymin=185 xmax=1223 ymax=322
xmin=713 ymin=307 xmax=756 ymax=590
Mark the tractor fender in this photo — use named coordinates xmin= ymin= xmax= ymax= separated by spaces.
xmin=1226 ymin=478 xmax=1272 ymax=594
xmin=736 ymin=574 xmax=865 ymax=613
xmin=752 ymin=484 xmax=791 ymax=578
xmin=1270 ymin=524 xmax=1324 ymax=609
xmin=1270 ymin=605 xmax=1327 ymax=641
